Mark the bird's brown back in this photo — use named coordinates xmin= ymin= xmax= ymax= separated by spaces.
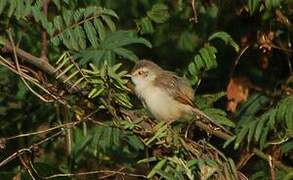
xmin=154 ymin=70 xmax=194 ymax=106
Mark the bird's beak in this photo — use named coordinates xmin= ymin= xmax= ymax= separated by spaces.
xmin=124 ymin=74 xmax=132 ymax=78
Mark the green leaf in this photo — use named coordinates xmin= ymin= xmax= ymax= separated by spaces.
xmin=283 ymin=172 xmax=293 ymax=180
xmin=8 ymin=0 xmax=17 ymax=17
xmin=281 ymin=140 xmax=293 ymax=154
xmin=88 ymin=87 xmax=104 ymax=98
xmin=194 ymin=54 xmax=205 ymax=71
xmin=236 ymin=93 xmax=269 ymax=118
xmin=102 ymin=31 xmax=152 ymax=49
xmin=204 ymin=108 xmax=235 ymax=127
xmin=15 ymin=81 xmax=27 ymax=100
xmin=75 ymin=49 xmax=105 ymax=66
xmin=199 ymin=47 xmax=214 ymax=69
xmin=267 ymin=109 xmax=277 ymax=129
xmin=188 ymin=62 xmax=197 ymax=76
xmin=187 ymin=45 xmax=218 ymax=83
xmin=62 ymin=10 xmax=73 ymax=26
xmin=266 ymin=0 xmax=281 ymax=9
xmin=223 ymin=136 xmax=236 ymax=148
xmin=98 ymin=7 xmax=118 ymax=19
xmin=94 ymin=19 xmax=106 ymax=40
xmin=137 ymin=17 xmax=154 ymax=34
xmin=156 ymin=170 xmax=174 ymax=179
xmin=147 ymin=3 xmax=170 ymax=23
xmin=145 ymin=124 xmax=168 ymax=145
xmin=247 ymin=121 xmax=258 ymax=146
xmin=178 ymin=31 xmax=195 ymax=52
xmin=15 ymin=0 xmax=25 ymax=19
xmin=208 ymin=32 xmax=239 ymax=52
xmin=248 ymin=0 xmax=261 ymax=14
xmin=73 ymin=26 xmax=86 ymax=50
xmin=101 ymin=15 xmax=116 ymax=32
xmin=206 ymin=3 xmax=219 ymax=18
xmin=84 ymin=21 xmax=99 ymax=48
xmin=0 ymin=0 xmax=7 ymax=15
xmin=277 ymin=96 xmax=293 ymax=130
xmin=285 ymin=105 xmax=293 ymax=130
xmin=112 ymin=128 xmax=120 ymax=148
xmin=147 ymin=159 xmax=167 ymax=178
xmin=66 ymin=29 xmax=79 ymax=51
xmin=53 ymin=15 xmax=64 ymax=31
xmin=138 ymin=157 xmax=158 ymax=164
xmin=254 ymin=118 xmax=266 ymax=142
xmin=0 ymin=36 xmax=6 ymax=46
xmin=73 ymin=134 xmax=92 ymax=160
xmin=114 ymin=93 xmax=133 ymax=108
xmin=113 ymin=47 xmax=138 ymax=62
xmin=52 ymin=0 xmax=61 ymax=10
xmin=234 ymin=126 xmax=249 ymax=149
xmin=259 ymin=126 xmax=269 ymax=149
xmin=127 ymin=135 xmax=144 ymax=151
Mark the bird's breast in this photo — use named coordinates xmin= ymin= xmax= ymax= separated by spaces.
xmin=135 ymin=85 xmax=192 ymax=121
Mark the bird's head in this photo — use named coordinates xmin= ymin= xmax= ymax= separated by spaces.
xmin=130 ymin=60 xmax=162 ymax=87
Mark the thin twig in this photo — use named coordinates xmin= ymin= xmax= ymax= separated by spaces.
xmin=4 ymin=122 xmax=77 ymax=140
xmin=7 ymin=31 xmax=51 ymax=102
xmin=19 ymin=155 xmax=37 ymax=180
xmin=41 ymin=170 xmax=147 ymax=179
xmin=0 ymin=56 xmax=39 ymax=83
xmin=0 ymin=107 xmax=100 ymax=167
xmin=0 ymin=148 xmax=31 ymax=167
xmin=0 ymin=131 xmax=63 ymax=168
xmin=190 ymin=0 xmax=198 ymax=23
xmin=229 ymin=45 xmax=250 ymax=78
xmin=2 ymin=42 xmax=83 ymax=93
xmin=269 ymin=155 xmax=276 ymax=180
xmin=99 ymin=167 xmax=126 ymax=179
xmin=34 ymin=131 xmax=63 ymax=147
xmin=0 ymin=55 xmax=71 ymax=107
xmin=271 ymin=43 xmax=293 ymax=53
xmin=3 ymin=109 xmax=100 ymax=141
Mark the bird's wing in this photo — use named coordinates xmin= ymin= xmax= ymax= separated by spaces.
xmin=154 ymin=71 xmax=232 ymax=134
xmin=154 ymin=71 xmax=194 ymax=106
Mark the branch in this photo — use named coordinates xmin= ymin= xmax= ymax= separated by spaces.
xmin=2 ymin=42 xmax=85 ymax=94
xmin=194 ymin=120 xmax=292 ymax=172
xmin=3 ymin=42 xmax=55 ymax=74
xmin=41 ymin=170 xmax=147 ymax=179
xmin=0 ymin=131 xmax=62 ymax=168
xmin=190 ymin=0 xmax=198 ymax=23
xmin=0 ymin=108 xmax=102 ymax=168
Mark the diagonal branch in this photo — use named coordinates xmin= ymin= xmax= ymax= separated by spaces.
xmin=2 ymin=41 xmax=87 ymax=94
xmin=42 ymin=170 xmax=147 ymax=179
xmin=194 ymin=120 xmax=292 ymax=172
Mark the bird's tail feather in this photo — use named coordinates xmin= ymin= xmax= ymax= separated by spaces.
xmin=191 ymin=107 xmax=232 ymax=135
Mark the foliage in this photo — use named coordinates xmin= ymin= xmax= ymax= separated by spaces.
xmin=0 ymin=0 xmax=292 ymax=179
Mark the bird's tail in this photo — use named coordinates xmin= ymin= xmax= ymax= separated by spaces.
xmin=191 ymin=107 xmax=232 ymax=135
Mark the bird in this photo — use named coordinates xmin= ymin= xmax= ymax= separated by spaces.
xmin=129 ymin=59 xmax=221 ymax=124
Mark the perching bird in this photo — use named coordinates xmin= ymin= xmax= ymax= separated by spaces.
xmin=129 ymin=59 xmax=230 ymax=133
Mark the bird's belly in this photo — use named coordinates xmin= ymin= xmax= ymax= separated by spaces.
xmin=142 ymin=87 xmax=190 ymax=121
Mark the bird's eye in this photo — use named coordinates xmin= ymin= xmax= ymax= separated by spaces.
xmin=138 ymin=71 xmax=143 ymax=75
